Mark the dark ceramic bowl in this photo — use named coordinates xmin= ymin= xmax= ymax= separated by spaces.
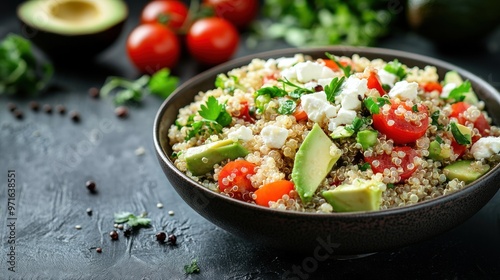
xmin=154 ymin=47 xmax=500 ymax=256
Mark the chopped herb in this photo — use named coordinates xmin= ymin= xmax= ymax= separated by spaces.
xmin=255 ymin=86 xmax=287 ymax=98
xmin=359 ymin=162 xmax=371 ymax=171
xmin=431 ymin=110 xmax=444 ymax=130
xmin=215 ymin=74 xmax=240 ymax=93
xmin=382 ymin=84 xmax=391 ymax=92
xmin=447 ymin=80 xmax=471 ymax=102
xmin=435 ymin=135 xmax=443 ymax=144
xmin=387 ymin=183 xmax=395 ymax=189
xmin=114 ymin=212 xmax=151 ymax=228
xmin=101 ymin=68 xmax=179 ymax=105
xmin=324 ymin=76 xmax=345 ymax=102
xmin=184 ymin=96 xmax=232 ymax=140
xmin=383 ymin=59 xmax=407 ymax=80
xmin=184 ymin=259 xmax=200 ymax=274
xmin=345 ymin=117 xmax=366 ymax=133
xmin=325 ymin=52 xmax=352 ymax=77
xmin=364 ymin=98 xmax=379 ymax=114
xmin=279 ymin=78 xmax=314 ymax=99
xmin=450 ymin=122 xmax=471 ymax=145
xmin=277 ymin=99 xmax=296 ymax=115
xmin=412 ymin=104 xmax=418 ymax=112
xmin=0 ymin=33 xmax=53 ymax=96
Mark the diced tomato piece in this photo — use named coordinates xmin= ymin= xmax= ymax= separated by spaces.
xmin=421 ymin=82 xmax=443 ymax=93
xmin=218 ymin=160 xmax=257 ymax=202
xmin=450 ymin=139 xmax=467 ymax=158
xmin=263 ymin=73 xmax=277 ymax=84
xmin=365 ymin=146 xmax=419 ymax=182
xmin=449 ymin=102 xmax=490 ymax=137
xmin=322 ymin=59 xmax=351 ymax=72
xmin=234 ymin=101 xmax=254 ymax=123
xmin=292 ymin=105 xmax=308 ymax=122
xmin=367 ymin=70 xmax=386 ymax=95
xmin=371 ymin=100 xmax=429 ymax=144
xmin=254 ymin=180 xmax=294 ymax=207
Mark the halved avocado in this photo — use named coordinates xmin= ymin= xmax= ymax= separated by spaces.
xmin=17 ymin=0 xmax=128 ymax=59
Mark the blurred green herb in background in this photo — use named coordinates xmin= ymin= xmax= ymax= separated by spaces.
xmin=250 ymin=0 xmax=404 ymax=47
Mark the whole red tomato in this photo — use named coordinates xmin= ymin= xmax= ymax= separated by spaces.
xmin=186 ymin=17 xmax=239 ymax=66
xmin=126 ymin=23 xmax=180 ymax=74
xmin=140 ymin=0 xmax=189 ymax=32
xmin=203 ymin=0 xmax=259 ymax=29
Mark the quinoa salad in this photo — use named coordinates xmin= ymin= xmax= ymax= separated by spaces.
xmin=167 ymin=53 xmax=500 ymax=213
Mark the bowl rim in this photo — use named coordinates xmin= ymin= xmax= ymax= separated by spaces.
xmin=153 ymin=46 xmax=500 ymax=219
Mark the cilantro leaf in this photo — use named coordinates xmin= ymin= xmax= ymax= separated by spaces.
xmin=325 ymin=52 xmax=352 ymax=77
xmin=384 ymin=59 xmax=407 ymax=80
xmin=0 ymin=33 xmax=53 ymax=96
xmin=148 ymin=68 xmax=179 ymax=99
xmin=254 ymin=86 xmax=287 ymax=98
xmin=348 ymin=117 xmax=366 ymax=133
xmin=184 ymin=259 xmax=200 ymax=274
xmin=114 ymin=212 xmax=151 ymax=228
xmin=447 ymin=80 xmax=471 ymax=102
xmin=185 ymin=97 xmax=232 ymax=139
xmin=431 ymin=110 xmax=444 ymax=130
xmin=412 ymin=104 xmax=418 ymax=112
xmin=324 ymin=76 xmax=345 ymax=103
xmin=199 ymin=96 xmax=223 ymax=120
xmin=277 ymin=99 xmax=296 ymax=115
xmin=450 ymin=122 xmax=471 ymax=145
xmin=359 ymin=162 xmax=371 ymax=171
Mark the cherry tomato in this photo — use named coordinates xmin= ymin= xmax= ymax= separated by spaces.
xmin=292 ymin=105 xmax=308 ymax=122
xmin=372 ymin=100 xmax=429 ymax=144
xmin=421 ymin=82 xmax=443 ymax=93
xmin=140 ymin=0 xmax=189 ymax=32
xmin=367 ymin=70 xmax=386 ymax=95
xmin=218 ymin=160 xmax=257 ymax=202
xmin=233 ymin=101 xmax=254 ymax=123
xmin=450 ymin=138 xmax=467 ymax=158
xmin=126 ymin=23 xmax=180 ymax=74
xmin=449 ymin=102 xmax=490 ymax=137
xmin=365 ymin=146 xmax=419 ymax=181
xmin=186 ymin=17 xmax=239 ymax=66
xmin=203 ymin=0 xmax=259 ymax=29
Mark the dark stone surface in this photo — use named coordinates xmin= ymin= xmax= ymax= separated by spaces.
xmin=1 ymin=1 xmax=499 ymax=279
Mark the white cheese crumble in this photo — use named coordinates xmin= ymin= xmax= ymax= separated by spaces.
xmin=378 ymin=69 xmax=398 ymax=87
xmin=260 ymin=125 xmax=289 ymax=148
xmin=388 ymin=80 xmax=418 ymax=101
xmin=440 ymin=82 xmax=457 ymax=98
xmin=328 ymin=108 xmax=357 ymax=130
xmin=300 ymin=92 xmax=338 ymax=123
xmin=228 ymin=126 xmax=254 ymax=142
xmin=471 ymin=136 xmax=500 ymax=159
xmin=338 ymin=76 xmax=368 ymax=110
xmin=280 ymin=61 xmax=335 ymax=83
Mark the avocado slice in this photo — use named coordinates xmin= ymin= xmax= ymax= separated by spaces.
xmin=185 ymin=139 xmax=249 ymax=176
xmin=443 ymin=71 xmax=478 ymax=104
xmin=292 ymin=123 xmax=342 ymax=203
xmin=356 ymin=130 xmax=378 ymax=150
xmin=428 ymin=140 xmax=452 ymax=160
xmin=443 ymin=160 xmax=490 ymax=183
xmin=322 ymin=178 xmax=385 ymax=212
xmin=17 ymin=0 xmax=128 ymax=59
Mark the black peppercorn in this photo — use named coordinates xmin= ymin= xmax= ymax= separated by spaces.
xmin=7 ymin=103 xmax=17 ymax=112
xmin=86 ymin=208 xmax=93 ymax=216
xmin=43 ymin=104 xmax=52 ymax=113
xmin=29 ymin=101 xmax=39 ymax=111
xmin=156 ymin=232 xmax=166 ymax=242
xmin=123 ymin=228 xmax=132 ymax=238
xmin=85 ymin=180 xmax=96 ymax=193
xmin=115 ymin=106 xmax=128 ymax=118
xmin=89 ymin=87 xmax=100 ymax=98
xmin=69 ymin=111 xmax=80 ymax=122
xmin=13 ymin=110 xmax=23 ymax=120
xmin=56 ymin=104 xmax=66 ymax=114
xmin=167 ymin=234 xmax=177 ymax=245
xmin=96 ymin=247 xmax=102 ymax=253
xmin=109 ymin=230 xmax=119 ymax=240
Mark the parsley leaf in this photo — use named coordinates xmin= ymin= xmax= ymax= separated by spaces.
xmin=255 ymin=86 xmax=287 ymax=98
xmin=277 ymin=99 xmax=296 ymax=115
xmin=0 ymin=33 xmax=53 ymax=96
xmin=435 ymin=135 xmax=443 ymax=144
xmin=184 ymin=97 xmax=232 ymax=139
xmin=383 ymin=59 xmax=407 ymax=80
xmin=447 ymin=80 xmax=471 ymax=102
xmin=215 ymin=74 xmax=240 ymax=93
xmin=325 ymin=52 xmax=352 ymax=77
xmin=324 ymin=76 xmax=345 ymax=103
xmin=450 ymin=122 xmax=471 ymax=145
xmin=431 ymin=110 xmax=444 ymax=130
xmin=184 ymin=259 xmax=200 ymax=274
xmin=114 ymin=212 xmax=151 ymax=228
xmin=199 ymin=96 xmax=224 ymax=120
xmin=348 ymin=117 xmax=366 ymax=132
xmin=412 ymin=104 xmax=418 ymax=112
xmin=279 ymin=78 xmax=314 ymax=99
xmin=101 ymin=68 xmax=179 ymax=105
xmin=359 ymin=162 xmax=371 ymax=171
xmin=387 ymin=183 xmax=395 ymax=189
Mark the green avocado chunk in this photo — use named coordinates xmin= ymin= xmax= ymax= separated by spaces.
xmin=292 ymin=123 xmax=342 ymax=203
xmin=428 ymin=140 xmax=452 ymax=160
xmin=185 ymin=139 xmax=249 ymax=176
xmin=322 ymin=178 xmax=386 ymax=212
xmin=356 ymin=130 xmax=378 ymax=150
xmin=443 ymin=160 xmax=490 ymax=183
xmin=444 ymin=71 xmax=478 ymax=104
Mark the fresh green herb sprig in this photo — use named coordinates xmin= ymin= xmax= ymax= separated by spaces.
xmin=447 ymin=80 xmax=471 ymax=102
xmin=431 ymin=110 xmax=444 ymax=130
xmin=0 ymin=33 xmax=53 ymax=96
xmin=450 ymin=122 xmax=471 ymax=145
xmin=383 ymin=59 xmax=407 ymax=80
xmin=345 ymin=116 xmax=367 ymax=134
xmin=101 ymin=68 xmax=179 ymax=105
xmin=184 ymin=96 xmax=232 ymax=140
xmin=364 ymin=97 xmax=391 ymax=114
xmin=324 ymin=76 xmax=345 ymax=102
xmin=279 ymin=78 xmax=314 ymax=99
xmin=114 ymin=212 xmax=151 ymax=228
xmin=184 ymin=259 xmax=200 ymax=274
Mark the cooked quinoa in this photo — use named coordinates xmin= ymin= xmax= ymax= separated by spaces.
xmin=167 ymin=53 xmax=500 ymax=213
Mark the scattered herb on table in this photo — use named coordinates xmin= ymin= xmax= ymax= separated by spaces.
xmin=114 ymin=212 xmax=151 ymax=227
xmin=100 ymin=68 xmax=179 ymax=105
xmin=0 ymin=33 xmax=53 ymax=95
xmin=184 ymin=259 xmax=200 ymax=274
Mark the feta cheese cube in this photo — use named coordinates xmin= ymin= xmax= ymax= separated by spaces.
xmin=260 ymin=125 xmax=289 ymax=148
xmin=339 ymin=76 xmax=368 ymax=110
xmin=328 ymin=108 xmax=356 ymax=130
xmin=280 ymin=67 xmax=297 ymax=80
xmin=300 ymin=92 xmax=338 ymax=123
xmin=276 ymin=56 xmax=299 ymax=69
xmin=388 ymin=80 xmax=418 ymax=101
xmin=228 ymin=126 xmax=254 ymax=142
xmin=471 ymin=136 xmax=500 ymax=159
xmin=378 ymin=69 xmax=398 ymax=87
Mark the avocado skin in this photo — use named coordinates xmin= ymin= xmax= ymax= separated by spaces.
xmin=407 ymin=0 xmax=500 ymax=46
xmin=18 ymin=19 xmax=126 ymax=60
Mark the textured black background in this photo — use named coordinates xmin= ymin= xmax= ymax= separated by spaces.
xmin=1 ymin=1 xmax=500 ymax=279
